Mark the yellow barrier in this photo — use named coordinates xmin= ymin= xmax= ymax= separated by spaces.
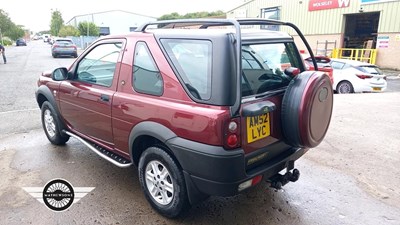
xmin=331 ymin=48 xmax=377 ymax=64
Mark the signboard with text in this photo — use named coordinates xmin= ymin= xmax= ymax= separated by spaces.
xmin=377 ymin=36 xmax=390 ymax=48
xmin=309 ymin=0 xmax=350 ymax=11
xmin=361 ymin=0 xmax=398 ymax=4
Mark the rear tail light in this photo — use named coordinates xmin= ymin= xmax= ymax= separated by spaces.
xmin=224 ymin=117 xmax=241 ymax=149
xmin=356 ymin=74 xmax=373 ymax=79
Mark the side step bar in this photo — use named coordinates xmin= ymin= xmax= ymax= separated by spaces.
xmin=64 ymin=131 xmax=133 ymax=168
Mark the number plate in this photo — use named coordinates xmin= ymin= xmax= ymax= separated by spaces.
xmin=373 ymin=87 xmax=381 ymax=91
xmin=247 ymin=113 xmax=270 ymax=143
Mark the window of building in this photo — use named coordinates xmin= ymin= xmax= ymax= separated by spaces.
xmin=99 ymin=27 xmax=110 ymax=36
xmin=260 ymin=7 xmax=280 ymax=31
xmin=133 ymin=42 xmax=163 ymax=96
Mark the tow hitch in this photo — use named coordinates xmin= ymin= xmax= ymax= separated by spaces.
xmin=268 ymin=169 xmax=300 ymax=189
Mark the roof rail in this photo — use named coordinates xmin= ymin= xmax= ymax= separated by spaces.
xmin=136 ymin=18 xmax=317 ymax=117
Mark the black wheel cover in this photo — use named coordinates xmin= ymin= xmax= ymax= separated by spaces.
xmin=281 ymin=71 xmax=333 ymax=148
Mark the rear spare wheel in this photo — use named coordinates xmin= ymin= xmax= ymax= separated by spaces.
xmin=281 ymin=71 xmax=333 ymax=148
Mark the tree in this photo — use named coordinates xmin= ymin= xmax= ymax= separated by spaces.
xmin=158 ymin=11 xmax=225 ymax=21
xmin=50 ymin=9 xmax=64 ymax=36
xmin=158 ymin=12 xmax=182 ymax=21
xmin=78 ymin=22 xmax=99 ymax=36
xmin=58 ymin=25 xmax=80 ymax=37
xmin=0 ymin=9 xmax=24 ymax=41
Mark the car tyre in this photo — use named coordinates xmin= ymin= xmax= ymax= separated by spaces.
xmin=73 ymin=53 xmax=78 ymax=58
xmin=52 ymin=54 xmax=57 ymax=58
xmin=281 ymin=71 xmax=333 ymax=148
xmin=41 ymin=101 xmax=69 ymax=145
xmin=337 ymin=81 xmax=354 ymax=94
xmin=138 ymin=146 xmax=189 ymax=218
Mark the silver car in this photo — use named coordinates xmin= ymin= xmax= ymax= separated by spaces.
xmin=51 ymin=38 xmax=78 ymax=58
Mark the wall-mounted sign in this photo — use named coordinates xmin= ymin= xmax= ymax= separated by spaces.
xmin=377 ymin=36 xmax=390 ymax=48
xmin=361 ymin=0 xmax=398 ymax=4
xmin=309 ymin=0 xmax=350 ymax=11
xmin=395 ymin=34 xmax=400 ymax=41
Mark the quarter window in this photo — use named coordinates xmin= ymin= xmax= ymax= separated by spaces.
xmin=161 ymin=39 xmax=212 ymax=100
xmin=331 ymin=61 xmax=345 ymax=70
xmin=76 ymin=42 xmax=122 ymax=87
xmin=133 ymin=42 xmax=163 ymax=96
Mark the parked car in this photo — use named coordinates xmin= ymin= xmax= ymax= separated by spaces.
xmin=51 ymin=38 xmax=78 ymax=58
xmin=302 ymin=54 xmax=334 ymax=84
xmin=42 ymin=34 xmax=50 ymax=43
xmin=16 ymin=38 xmax=27 ymax=46
xmin=330 ymin=58 xmax=387 ymax=94
xmin=35 ymin=19 xmax=333 ymax=218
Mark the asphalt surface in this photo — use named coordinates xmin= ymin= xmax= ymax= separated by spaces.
xmin=0 ymin=41 xmax=399 ymax=225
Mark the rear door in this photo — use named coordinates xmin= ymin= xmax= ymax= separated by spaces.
xmin=240 ymin=41 xmax=303 ymax=158
xmin=58 ymin=39 xmax=125 ymax=146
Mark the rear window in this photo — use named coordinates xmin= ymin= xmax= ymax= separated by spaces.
xmin=241 ymin=42 xmax=301 ymax=97
xmin=161 ymin=39 xmax=212 ymax=100
xmin=357 ymin=66 xmax=382 ymax=75
xmin=56 ymin=40 xmax=73 ymax=45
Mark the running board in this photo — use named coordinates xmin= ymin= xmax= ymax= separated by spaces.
xmin=64 ymin=131 xmax=133 ymax=168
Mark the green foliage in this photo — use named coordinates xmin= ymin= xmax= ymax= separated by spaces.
xmin=8 ymin=26 xmax=25 ymax=40
xmin=78 ymin=22 xmax=99 ymax=36
xmin=0 ymin=9 xmax=24 ymax=41
xmin=38 ymin=30 xmax=50 ymax=35
xmin=58 ymin=25 xmax=80 ymax=37
xmin=2 ymin=37 xmax=13 ymax=46
xmin=158 ymin=10 xmax=225 ymax=21
xmin=50 ymin=10 xmax=64 ymax=36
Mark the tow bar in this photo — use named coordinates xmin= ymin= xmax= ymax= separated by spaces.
xmin=268 ymin=169 xmax=300 ymax=189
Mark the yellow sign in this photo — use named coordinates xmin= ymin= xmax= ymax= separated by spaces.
xmin=247 ymin=113 xmax=270 ymax=143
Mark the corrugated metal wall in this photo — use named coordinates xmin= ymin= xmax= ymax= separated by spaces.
xmin=227 ymin=0 xmax=400 ymax=34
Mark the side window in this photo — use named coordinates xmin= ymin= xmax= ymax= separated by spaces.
xmin=133 ymin=42 xmax=163 ymax=96
xmin=76 ymin=42 xmax=122 ymax=87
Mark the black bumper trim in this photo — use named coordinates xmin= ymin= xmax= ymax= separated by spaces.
xmin=166 ymin=137 xmax=307 ymax=197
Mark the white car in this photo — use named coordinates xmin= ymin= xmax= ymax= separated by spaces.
xmin=330 ymin=59 xmax=387 ymax=94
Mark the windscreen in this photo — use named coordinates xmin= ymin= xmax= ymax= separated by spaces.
xmin=241 ymin=42 xmax=302 ymax=97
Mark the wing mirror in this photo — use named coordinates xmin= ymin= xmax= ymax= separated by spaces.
xmin=52 ymin=67 xmax=69 ymax=81
xmin=284 ymin=67 xmax=301 ymax=77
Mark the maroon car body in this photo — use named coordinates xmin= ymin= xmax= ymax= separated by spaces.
xmin=36 ymin=19 xmax=333 ymax=218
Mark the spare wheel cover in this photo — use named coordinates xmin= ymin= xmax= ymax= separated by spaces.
xmin=282 ymin=71 xmax=333 ymax=148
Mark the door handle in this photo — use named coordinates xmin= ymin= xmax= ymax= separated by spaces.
xmin=100 ymin=94 xmax=110 ymax=102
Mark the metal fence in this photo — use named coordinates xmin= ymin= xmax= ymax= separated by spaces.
xmin=68 ymin=36 xmax=99 ymax=49
xmin=331 ymin=48 xmax=377 ymax=64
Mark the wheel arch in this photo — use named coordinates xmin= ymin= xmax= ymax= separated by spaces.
xmin=36 ymin=85 xmax=69 ymax=133
xmin=36 ymin=85 xmax=56 ymax=109
xmin=128 ymin=121 xmax=178 ymax=167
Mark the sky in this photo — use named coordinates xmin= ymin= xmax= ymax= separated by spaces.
xmin=2 ymin=0 xmax=245 ymax=32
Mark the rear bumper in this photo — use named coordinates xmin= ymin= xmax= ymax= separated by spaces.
xmin=353 ymin=80 xmax=387 ymax=93
xmin=167 ymin=137 xmax=307 ymax=198
xmin=52 ymin=49 xmax=77 ymax=55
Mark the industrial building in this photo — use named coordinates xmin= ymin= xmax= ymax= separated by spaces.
xmin=227 ymin=0 xmax=400 ymax=69
xmin=66 ymin=10 xmax=157 ymax=35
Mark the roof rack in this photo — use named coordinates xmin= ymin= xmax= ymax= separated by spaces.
xmin=136 ymin=18 xmax=317 ymax=117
